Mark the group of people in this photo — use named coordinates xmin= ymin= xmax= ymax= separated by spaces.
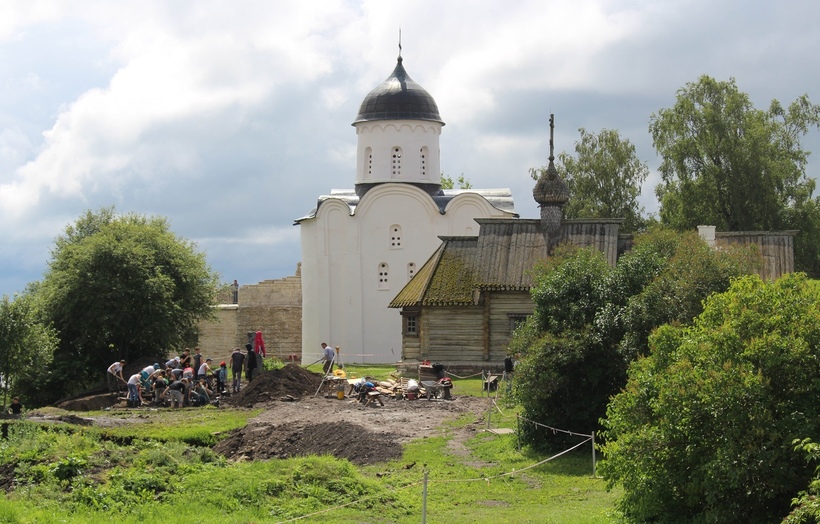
xmin=106 ymin=343 xmax=264 ymax=408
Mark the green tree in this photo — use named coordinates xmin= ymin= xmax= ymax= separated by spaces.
xmin=786 ymin=439 xmax=820 ymax=523
xmin=0 ymin=292 xmax=58 ymax=409
xmin=651 ymin=75 xmax=820 ymax=273
xmin=511 ymin=245 xmax=620 ymax=448
xmin=440 ymin=173 xmax=472 ymax=189
xmin=36 ymin=207 xmax=219 ymax=402
xmin=601 ymin=273 xmax=820 ymax=523
xmin=614 ymin=230 xmax=760 ymax=362
xmin=531 ymin=128 xmax=649 ymax=232
xmin=510 ymin=229 xmax=759 ymax=449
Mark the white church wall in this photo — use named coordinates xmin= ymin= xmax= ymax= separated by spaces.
xmin=355 ymin=120 xmax=442 ymax=186
xmin=300 ymin=200 xmax=348 ymax=362
xmin=301 ymin=184 xmax=518 ymax=364
xmin=354 ymin=185 xmax=446 ymax=362
xmin=444 ymin=194 xmax=509 ymax=235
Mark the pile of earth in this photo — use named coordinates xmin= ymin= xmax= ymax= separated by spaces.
xmin=213 ymin=419 xmax=403 ymax=465
xmin=227 ymin=363 xmax=324 ymax=407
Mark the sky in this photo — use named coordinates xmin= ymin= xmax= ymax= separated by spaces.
xmin=2 ymin=0 xmax=820 ymax=297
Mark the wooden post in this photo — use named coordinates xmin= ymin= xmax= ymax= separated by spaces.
xmin=482 ymin=292 xmax=490 ymax=361
xmin=421 ymin=469 xmax=428 ymax=524
xmin=487 ymin=405 xmax=492 ymax=431
xmin=592 ymin=431 xmax=597 ymax=478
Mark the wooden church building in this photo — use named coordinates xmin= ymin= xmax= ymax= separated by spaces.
xmin=389 ymin=116 xmax=796 ymax=371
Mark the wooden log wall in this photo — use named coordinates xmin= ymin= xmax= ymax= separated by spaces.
xmin=406 ymin=292 xmax=534 ymax=365
xmin=560 ymin=220 xmax=621 ymax=266
xmin=421 ymin=305 xmax=485 ymax=362
xmin=402 ymin=331 xmax=422 ymax=361
xmin=487 ymin=291 xmax=534 ymax=362
xmin=715 ymin=231 xmax=796 ymax=280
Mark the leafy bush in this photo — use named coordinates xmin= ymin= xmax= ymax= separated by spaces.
xmin=601 ymin=273 xmax=820 ymax=522
xmin=50 ymin=456 xmax=86 ymax=481
xmin=786 ymin=439 xmax=820 ymax=523
xmin=511 ymin=228 xmax=759 ymax=450
xmin=513 ymin=327 xmax=623 ymax=450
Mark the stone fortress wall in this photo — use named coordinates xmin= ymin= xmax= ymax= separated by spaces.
xmin=197 ymin=264 xmax=302 ymax=364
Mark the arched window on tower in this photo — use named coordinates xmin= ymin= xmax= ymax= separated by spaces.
xmin=391 ymin=146 xmax=402 ymax=178
xmin=390 ymin=224 xmax=402 ymax=249
xmin=419 ymin=146 xmax=428 ymax=178
xmin=407 ymin=262 xmax=416 ymax=281
xmin=364 ymin=147 xmax=373 ymax=180
xmin=378 ymin=263 xmax=389 ymax=290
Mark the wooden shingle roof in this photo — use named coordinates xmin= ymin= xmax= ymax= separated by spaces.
xmin=389 ymin=219 xmax=550 ymax=308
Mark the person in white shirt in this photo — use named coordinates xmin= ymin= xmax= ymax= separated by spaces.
xmin=126 ymin=373 xmax=143 ymax=406
xmin=107 ymin=360 xmax=126 ymax=392
xmin=198 ymin=358 xmax=214 ymax=387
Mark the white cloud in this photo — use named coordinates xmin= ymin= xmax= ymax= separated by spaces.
xmin=0 ymin=1 xmax=359 ymax=222
xmin=0 ymin=1 xmax=66 ymax=41
xmin=2 ymin=0 xmax=820 ymax=295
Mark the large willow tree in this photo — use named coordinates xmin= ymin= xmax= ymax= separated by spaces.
xmin=651 ymin=75 xmax=820 ymax=274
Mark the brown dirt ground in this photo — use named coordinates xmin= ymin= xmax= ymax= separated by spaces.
xmin=23 ymin=364 xmax=493 ymax=468
xmin=214 ymin=364 xmax=490 ymax=465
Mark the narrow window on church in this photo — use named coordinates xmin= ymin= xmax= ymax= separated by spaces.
xmin=392 ymin=147 xmax=402 ymax=178
xmin=378 ymin=263 xmax=389 ymax=290
xmin=390 ymin=224 xmax=402 ymax=249
xmin=407 ymin=262 xmax=416 ymax=280
xmin=419 ymin=147 xmax=428 ymax=177
xmin=365 ymin=147 xmax=372 ymax=179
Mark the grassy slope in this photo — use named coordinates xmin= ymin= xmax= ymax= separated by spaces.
xmin=0 ymin=367 xmax=620 ymax=523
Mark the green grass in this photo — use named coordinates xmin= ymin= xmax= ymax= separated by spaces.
xmin=301 ymin=362 xmax=398 ymax=381
xmin=89 ymin=405 xmax=261 ymax=446
xmin=0 ymin=367 xmax=620 ymax=523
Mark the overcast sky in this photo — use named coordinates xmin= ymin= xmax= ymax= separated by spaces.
xmin=2 ymin=0 xmax=819 ymax=297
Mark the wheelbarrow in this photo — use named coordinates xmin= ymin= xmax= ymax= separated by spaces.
xmin=421 ymin=380 xmax=452 ymax=400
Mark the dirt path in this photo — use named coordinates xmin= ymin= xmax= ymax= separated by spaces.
xmin=35 ymin=364 xmax=498 ymax=466
xmin=214 ymin=394 xmax=492 ymax=465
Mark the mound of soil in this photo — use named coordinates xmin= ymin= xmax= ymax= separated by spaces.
xmin=213 ymin=394 xmax=491 ymax=466
xmin=213 ymin=420 xmax=403 ymax=465
xmin=227 ymin=364 xmax=324 ymax=407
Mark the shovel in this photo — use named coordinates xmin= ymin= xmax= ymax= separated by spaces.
xmin=303 ymin=357 xmax=323 ymax=369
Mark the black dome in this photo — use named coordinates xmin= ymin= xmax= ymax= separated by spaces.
xmin=353 ymin=57 xmax=444 ymax=125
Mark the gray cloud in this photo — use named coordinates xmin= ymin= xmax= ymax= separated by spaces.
xmin=2 ymin=1 xmax=820 ymax=296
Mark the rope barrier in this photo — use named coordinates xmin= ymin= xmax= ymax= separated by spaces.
xmin=517 ymin=415 xmax=593 ymax=438
xmin=274 ymin=437 xmax=592 ymax=522
xmin=435 ymin=437 xmax=592 ymax=483
xmin=445 ymin=371 xmax=484 ymax=379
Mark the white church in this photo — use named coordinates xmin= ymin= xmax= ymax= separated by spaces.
xmin=296 ymin=53 xmax=518 ymax=363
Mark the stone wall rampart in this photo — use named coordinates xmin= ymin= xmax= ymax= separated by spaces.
xmin=197 ymin=265 xmax=302 ymax=362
